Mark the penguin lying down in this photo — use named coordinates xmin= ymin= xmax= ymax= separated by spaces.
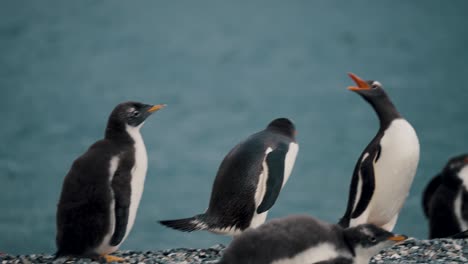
xmin=219 ymin=215 xmax=407 ymax=264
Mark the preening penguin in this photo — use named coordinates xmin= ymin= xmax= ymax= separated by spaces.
xmin=159 ymin=118 xmax=298 ymax=235
xmin=339 ymin=73 xmax=420 ymax=232
xmin=219 ymin=215 xmax=407 ymax=264
xmin=423 ymin=154 xmax=468 ymax=238
xmin=56 ymin=102 xmax=165 ymax=262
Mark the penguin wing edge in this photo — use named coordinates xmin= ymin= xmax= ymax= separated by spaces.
xmin=351 ymin=150 xmax=377 ymax=219
xmin=110 ymin=168 xmax=131 ymax=246
xmin=257 ymin=144 xmax=288 ymax=214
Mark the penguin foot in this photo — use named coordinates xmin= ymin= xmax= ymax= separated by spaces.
xmin=101 ymin=254 xmax=125 ymax=263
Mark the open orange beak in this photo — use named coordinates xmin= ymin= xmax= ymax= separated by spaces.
xmin=348 ymin=73 xmax=370 ymax=91
xmin=387 ymin=235 xmax=408 ymax=242
xmin=147 ymin=104 xmax=166 ymax=113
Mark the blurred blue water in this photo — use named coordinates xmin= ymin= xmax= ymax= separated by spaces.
xmin=0 ymin=0 xmax=467 ymax=254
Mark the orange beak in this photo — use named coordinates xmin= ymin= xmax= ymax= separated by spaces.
xmin=388 ymin=235 xmax=408 ymax=242
xmin=147 ymin=104 xmax=166 ymax=113
xmin=348 ymin=73 xmax=370 ymax=91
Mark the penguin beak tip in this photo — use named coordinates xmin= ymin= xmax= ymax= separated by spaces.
xmin=388 ymin=235 xmax=408 ymax=242
xmin=347 ymin=72 xmax=370 ymax=91
xmin=147 ymin=104 xmax=166 ymax=113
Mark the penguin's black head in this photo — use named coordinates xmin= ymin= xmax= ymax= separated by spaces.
xmin=347 ymin=72 xmax=401 ymax=125
xmin=108 ymin=101 xmax=166 ymax=128
xmin=443 ymin=154 xmax=468 ymax=177
xmin=345 ymin=224 xmax=407 ymax=254
xmin=266 ymin=118 xmax=296 ymax=139
xmin=436 ymin=154 xmax=468 ymax=190
xmin=347 ymin=72 xmax=386 ymax=99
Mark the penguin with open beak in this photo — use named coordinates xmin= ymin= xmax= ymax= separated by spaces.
xmin=338 ymin=73 xmax=420 ymax=232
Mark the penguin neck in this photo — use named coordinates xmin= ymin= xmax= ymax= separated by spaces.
xmin=459 ymin=166 xmax=468 ymax=190
xmin=342 ymin=230 xmax=356 ymax=257
xmin=444 ymin=168 xmax=468 ymax=191
xmin=105 ymin=122 xmax=140 ymax=144
xmin=365 ymin=94 xmax=401 ymax=128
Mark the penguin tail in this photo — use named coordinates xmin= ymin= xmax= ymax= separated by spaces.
xmin=159 ymin=214 xmax=210 ymax=232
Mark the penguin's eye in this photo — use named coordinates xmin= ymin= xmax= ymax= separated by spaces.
xmin=369 ymin=236 xmax=377 ymax=242
xmin=132 ymin=111 xmax=140 ymax=117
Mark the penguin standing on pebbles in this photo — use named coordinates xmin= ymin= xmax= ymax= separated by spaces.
xmin=159 ymin=118 xmax=298 ymax=235
xmin=56 ymin=101 xmax=165 ymax=262
xmin=423 ymin=154 xmax=468 ymax=238
xmin=219 ymin=214 xmax=407 ymax=264
xmin=339 ymin=73 xmax=420 ymax=231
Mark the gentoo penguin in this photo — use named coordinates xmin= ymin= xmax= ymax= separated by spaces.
xmin=338 ymin=73 xmax=420 ymax=232
xmin=159 ymin=118 xmax=298 ymax=235
xmin=56 ymin=101 xmax=165 ymax=262
xmin=219 ymin=214 xmax=407 ymax=264
xmin=422 ymin=154 xmax=468 ymax=238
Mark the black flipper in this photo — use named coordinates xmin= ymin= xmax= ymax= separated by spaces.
xmin=339 ymin=159 xmax=362 ymax=227
xmin=351 ymin=148 xmax=378 ymax=219
xmin=110 ymin=167 xmax=131 ymax=246
xmin=422 ymin=173 xmax=443 ymax=218
xmin=256 ymin=143 xmax=288 ymax=214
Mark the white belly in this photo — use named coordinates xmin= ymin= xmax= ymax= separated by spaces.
xmin=123 ymin=124 xmax=148 ymax=243
xmin=454 ymin=189 xmax=468 ymax=231
xmin=454 ymin=166 xmax=468 ymax=231
xmin=368 ymin=119 xmax=420 ymax=226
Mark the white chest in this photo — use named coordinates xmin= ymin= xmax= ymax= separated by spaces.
xmin=353 ymin=245 xmax=381 ymax=264
xmin=454 ymin=166 xmax=468 ymax=231
xmin=370 ymin=119 xmax=420 ymax=223
xmin=458 ymin=166 xmax=468 ymax=191
xmin=283 ymin=142 xmax=299 ymax=186
xmin=123 ymin=124 xmax=148 ymax=241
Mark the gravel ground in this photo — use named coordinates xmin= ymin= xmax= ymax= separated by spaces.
xmin=371 ymin=238 xmax=468 ymax=264
xmin=1 ymin=239 xmax=467 ymax=264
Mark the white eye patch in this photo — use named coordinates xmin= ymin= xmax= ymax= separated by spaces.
xmin=372 ymin=81 xmax=382 ymax=87
xmin=361 ymin=227 xmax=374 ymax=237
xmin=127 ymin=107 xmax=135 ymax=113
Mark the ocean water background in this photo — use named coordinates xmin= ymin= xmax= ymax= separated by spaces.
xmin=1 ymin=0 xmax=467 ymax=254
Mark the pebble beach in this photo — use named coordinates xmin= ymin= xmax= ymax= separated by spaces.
xmin=1 ymin=239 xmax=468 ymax=264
